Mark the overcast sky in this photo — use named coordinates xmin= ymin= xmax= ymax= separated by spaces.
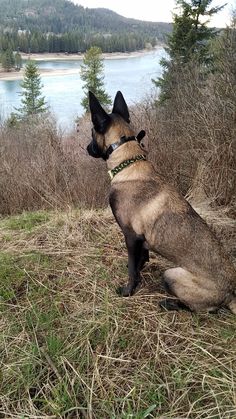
xmin=73 ymin=0 xmax=235 ymax=27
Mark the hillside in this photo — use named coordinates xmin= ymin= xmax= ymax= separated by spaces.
xmin=0 ymin=0 xmax=171 ymax=53
xmin=0 ymin=208 xmax=235 ymax=417
xmin=0 ymin=0 xmax=171 ymax=37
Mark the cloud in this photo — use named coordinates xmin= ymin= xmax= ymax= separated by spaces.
xmin=73 ymin=0 xmax=234 ymax=27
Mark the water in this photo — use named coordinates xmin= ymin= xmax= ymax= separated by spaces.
xmin=0 ymin=48 xmax=165 ymax=131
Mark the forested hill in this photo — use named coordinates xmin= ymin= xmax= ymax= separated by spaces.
xmin=0 ymin=0 xmax=171 ymax=53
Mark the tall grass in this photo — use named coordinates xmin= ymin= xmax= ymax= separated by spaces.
xmin=132 ymin=73 xmax=235 ymax=210
xmin=0 ymin=116 xmax=109 ymax=215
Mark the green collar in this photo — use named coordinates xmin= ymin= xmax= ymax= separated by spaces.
xmin=108 ymin=154 xmax=146 ymax=180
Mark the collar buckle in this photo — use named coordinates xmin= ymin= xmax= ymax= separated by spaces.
xmin=105 ymin=131 xmax=146 ymax=160
xmin=108 ymin=169 xmax=114 ymax=180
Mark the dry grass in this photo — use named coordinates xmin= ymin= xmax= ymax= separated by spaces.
xmin=0 ymin=115 xmax=109 ymax=215
xmin=0 ymin=207 xmax=235 ymax=418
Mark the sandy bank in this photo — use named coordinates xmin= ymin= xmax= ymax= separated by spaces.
xmin=0 ymin=68 xmax=80 ymax=81
xmin=20 ymin=47 xmax=159 ymax=61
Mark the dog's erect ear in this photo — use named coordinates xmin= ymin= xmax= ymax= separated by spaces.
xmin=112 ymin=91 xmax=130 ymax=123
xmin=89 ymin=91 xmax=111 ymax=134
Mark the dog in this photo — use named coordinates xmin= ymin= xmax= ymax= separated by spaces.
xmin=87 ymin=90 xmax=236 ymax=313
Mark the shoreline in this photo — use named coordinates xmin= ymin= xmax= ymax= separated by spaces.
xmin=21 ymin=47 xmax=160 ymax=61
xmin=0 ymin=46 xmax=163 ymax=81
xmin=0 ymin=67 xmax=81 ymax=81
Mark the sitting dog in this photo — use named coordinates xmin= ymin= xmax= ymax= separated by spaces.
xmin=87 ymin=90 xmax=236 ymax=313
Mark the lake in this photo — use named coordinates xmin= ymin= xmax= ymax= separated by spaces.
xmin=0 ymin=48 xmax=165 ymax=131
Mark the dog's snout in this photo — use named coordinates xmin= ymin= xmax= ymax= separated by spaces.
xmin=87 ymin=139 xmax=102 ymax=158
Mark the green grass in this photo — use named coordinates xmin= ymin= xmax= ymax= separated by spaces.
xmin=0 ymin=252 xmax=25 ymax=300
xmin=1 ymin=210 xmax=50 ymax=231
xmin=0 ymin=209 xmax=235 ymax=418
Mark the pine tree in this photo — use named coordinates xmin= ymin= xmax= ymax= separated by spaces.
xmin=154 ymin=0 xmax=225 ymax=102
xmin=80 ymin=46 xmax=112 ymax=112
xmin=1 ymin=48 xmax=15 ymax=72
xmin=16 ymin=60 xmax=48 ymax=118
xmin=14 ymin=51 xmax=22 ymax=71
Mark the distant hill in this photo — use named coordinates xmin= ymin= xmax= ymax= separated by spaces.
xmin=0 ymin=0 xmax=171 ymax=53
xmin=0 ymin=0 xmax=171 ymax=38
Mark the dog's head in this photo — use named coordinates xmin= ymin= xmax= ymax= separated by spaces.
xmin=87 ymin=91 xmax=136 ymax=160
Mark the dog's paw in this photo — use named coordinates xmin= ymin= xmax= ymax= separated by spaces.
xmin=159 ymin=298 xmax=190 ymax=311
xmin=116 ymin=284 xmax=134 ymax=297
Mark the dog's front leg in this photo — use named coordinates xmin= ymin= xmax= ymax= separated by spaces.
xmin=139 ymin=245 xmax=149 ymax=271
xmin=118 ymin=234 xmax=144 ymax=297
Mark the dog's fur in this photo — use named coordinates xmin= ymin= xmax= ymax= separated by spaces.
xmin=87 ymin=90 xmax=236 ymax=313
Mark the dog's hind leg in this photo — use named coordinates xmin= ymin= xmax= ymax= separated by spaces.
xmin=160 ymin=267 xmax=220 ymax=312
xmin=118 ymin=233 xmax=145 ymax=297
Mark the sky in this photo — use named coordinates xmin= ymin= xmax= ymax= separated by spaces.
xmin=73 ymin=0 xmax=235 ymax=28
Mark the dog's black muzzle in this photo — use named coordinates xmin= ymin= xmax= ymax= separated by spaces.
xmin=86 ymin=139 xmax=103 ymax=158
xmin=87 ymin=129 xmax=106 ymax=159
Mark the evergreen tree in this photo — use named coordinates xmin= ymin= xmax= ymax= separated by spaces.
xmin=1 ymin=48 xmax=15 ymax=71
xmin=14 ymin=51 xmax=22 ymax=71
xmin=16 ymin=60 xmax=48 ymax=118
xmin=80 ymin=46 xmax=112 ymax=112
xmin=154 ymin=0 xmax=225 ymax=102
